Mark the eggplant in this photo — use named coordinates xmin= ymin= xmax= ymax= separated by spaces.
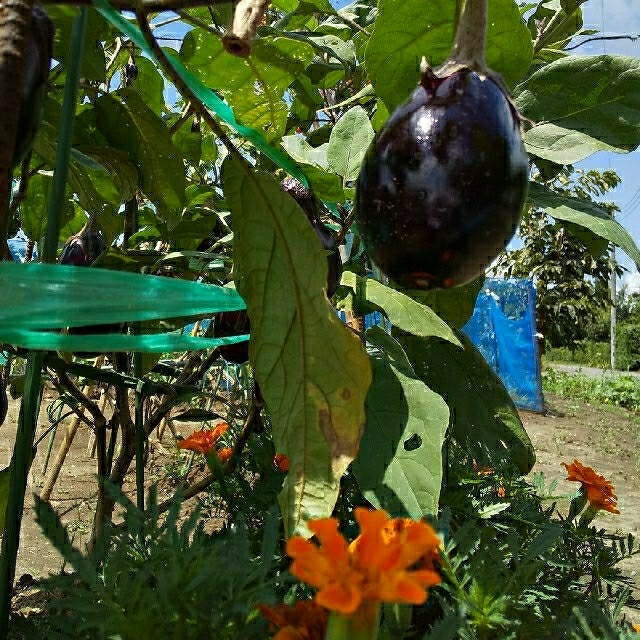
xmin=0 ymin=379 xmax=7 ymax=427
xmin=60 ymin=222 xmax=119 ymax=337
xmin=280 ymin=177 xmax=342 ymax=298
xmin=355 ymin=0 xmax=528 ymax=289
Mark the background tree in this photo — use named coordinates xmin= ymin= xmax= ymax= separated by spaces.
xmin=495 ymin=168 xmax=624 ymax=350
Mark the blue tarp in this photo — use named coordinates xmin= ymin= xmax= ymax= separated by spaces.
xmin=463 ymin=279 xmax=544 ymax=413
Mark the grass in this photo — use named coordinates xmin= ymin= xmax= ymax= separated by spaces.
xmin=543 ymin=367 xmax=640 ymax=412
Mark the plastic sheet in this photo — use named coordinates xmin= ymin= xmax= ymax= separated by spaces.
xmin=0 ymin=263 xmax=248 ymax=353
xmin=463 ymin=279 xmax=544 ymax=413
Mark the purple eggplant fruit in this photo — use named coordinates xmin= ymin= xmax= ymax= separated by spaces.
xmin=0 ymin=379 xmax=7 ymax=427
xmin=355 ymin=0 xmax=528 ymax=289
xmin=281 ymin=177 xmax=342 ymax=298
xmin=60 ymin=222 xmax=118 ymax=337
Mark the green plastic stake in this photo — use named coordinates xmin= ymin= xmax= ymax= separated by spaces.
xmin=0 ymin=10 xmax=89 ymax=636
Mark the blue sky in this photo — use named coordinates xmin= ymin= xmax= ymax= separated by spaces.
xmin=577 ymin=0 xmax=640 ymax=290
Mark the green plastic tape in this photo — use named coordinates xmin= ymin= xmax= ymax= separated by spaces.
xmin=0 ymin=264 xmax=249 ymax=353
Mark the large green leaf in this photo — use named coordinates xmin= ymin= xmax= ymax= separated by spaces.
xmin=353 ymin=356 xmax=449 ymax=518
xmin=129 ymin=56 xmax=166 ymax=115
xmin=32 ymin=124 xmax=136 ymax=216
xmin=365 ymin=0 xmax=533 ymax=112
xmin=409 ymin=276 xmax=485 ymax=329
xmin=20 ymin=174 xmax=75 ymax=242
xmin=340 ymin=272 xmax=460 ymax=344
xmin=180 ymin=32 xmax=314 ymax=143
xmin=282 ymin=136 xmax=329 ymax=168
xmin=400 ymin=331 xmax=535 ymax=474
xmin=514 ymin=55 xmax=640 ymax=151
xmin=224 ymin=157 xmax=372 ymax=536
xmin=528 ymin=182 xmax=640 ymax=269
xmin=327 ymin=106 xmax=375 ymax=181
xmin=95 ymin=91 xmax=187 ymax=221
xmin=524 ymin=123 xmax=624 ymax=164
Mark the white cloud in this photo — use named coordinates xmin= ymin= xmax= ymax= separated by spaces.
xmin=623 ymin=271 xmax=640 ymax=295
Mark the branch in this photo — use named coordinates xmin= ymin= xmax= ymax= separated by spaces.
xmin=42 ymin=0 xmax=230 ymax=9
xmin=134 ymin=8 xmax=243 ymax=160
xmin=564 ymin=34 xmax=639 ymax=51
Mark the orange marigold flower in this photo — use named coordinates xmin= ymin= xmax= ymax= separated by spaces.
xmin=286 ymin=508 xmax=442 ymax=615
xmin=274 ymin=453 xmax=289 ymax=472
xmin=258 ymin=601 xmax=328 ymax=640
xmin=633 ymin=623 xmax=640 ymax=632
xmin=562 ymin=460 xmax=620 ymax=514
xmin=217 ymin=447 xmax=233 ymax=464
xmin=178 ymin=423 xmax=228 ymax=455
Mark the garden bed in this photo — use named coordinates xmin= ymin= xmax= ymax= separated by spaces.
xmin=2 ymin=391 xmax=639 ymax=635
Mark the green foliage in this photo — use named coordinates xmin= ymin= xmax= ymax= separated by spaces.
xmin=430 ymin=464 xmax=640 ymax=640
xmin=353 ymin=344 xmax=450 ymax=518
xmin=3 ymin=1 xmax=640 ymax=635
xmin=223 ymin=158 xmax=372 ymax=535
xmin=34 ymin=488 xmax=283 ymax=640
xmin=543 ymin=368 xmax=640 ymax=411
xmin=515 ymin=55 xmax=640 ymax=156
xmin=497 ymin=168 xmax=623 ymax=348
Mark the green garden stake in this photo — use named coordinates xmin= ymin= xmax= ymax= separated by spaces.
xmin=0 ymin=10 xmax=88 ymax=637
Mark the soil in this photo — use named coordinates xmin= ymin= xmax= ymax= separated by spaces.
xmin=2 ymin=388 xmax=640 ymax=635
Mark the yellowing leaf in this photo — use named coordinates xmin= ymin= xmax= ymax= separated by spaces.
xmin=224 ymin=158 xmax=372 ymax=536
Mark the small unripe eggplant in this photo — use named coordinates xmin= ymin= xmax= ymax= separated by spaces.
xmin=12 ymin=5 xmax=54 ymax=169
xmin=356 ymin=68 xmax=528 ymax=290
xmin=0 ymin=379 xmax=7 ymax=427
xmin=215 ymin=310 xmax=251 ymax=365
xmin=59 ymin=222 xmax=106 ymax=267
xmin=60 ymin=222 xmax=117 ymax=338
xmin=280 ymin=177 xmax=343 ymax=298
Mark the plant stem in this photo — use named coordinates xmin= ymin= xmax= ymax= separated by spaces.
xmin=448 ymin=0 xmax=487 ymax=69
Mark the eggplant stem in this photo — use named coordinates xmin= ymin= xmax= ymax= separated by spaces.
xmin=448 ymin=0 xmax=487 ymax=69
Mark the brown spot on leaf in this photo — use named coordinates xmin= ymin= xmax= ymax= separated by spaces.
xmin=342 ymin=388 xmax=351 ymax=401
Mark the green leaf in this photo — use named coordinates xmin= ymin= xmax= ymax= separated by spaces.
xmin=20 ymin=173 xmax=75 ymax=242
xmin=400 ymin=331 xmax=535 ymax=474
xmin=304 ymin=165 xmax=346 ymax=203
xmin=409 ymin=276 xmax=484 ymax=329
xmin=47 ymin=7 xmax=108 ymax=82
xmin=223 ymin=157 xmax=372 ymax=536
xmin=365 ymin=0 xmax=533 ymax=111
xmin=173 ymin=117 xmax=203 ymax=166
xmin=524 ymin=123 xmax=625 ymax=164
xmin=514 ymin=55 xmax=640 ymax=151
xmin=95 ymin=91 xmax=186 ymax=221
xmin=340 ymin=272 xmax=460 ymax=344
xmin=282 ymin=136 xmax=329 ymax=168
xmin=353 ymin=357 xmax=449 ymax=518
xmin=528 ymin=181 xmax=640 ymax=269
xmin=128 ymin=56 xmax=166 ymax=115
xmin=327 ymin=106 xmax=374 ymax=181
xmin=180 ymin=32 xmax=315 ymax=143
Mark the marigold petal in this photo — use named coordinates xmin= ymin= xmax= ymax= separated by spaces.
xmin=211 ymin=422 xmax=229 ymax=440
xmin=274 ymin=628 xmax=306 ymax=640
xmin=217 ymin=447 xmax=233 ymax=464
xmin=307 ymin=518 xmax=350 ymax=563
xmin=315 ymin=581 xmax=362 ymax=614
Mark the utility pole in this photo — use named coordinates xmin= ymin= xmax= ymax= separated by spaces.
xmin=610 ymin=243 xmax=617 ymax=370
